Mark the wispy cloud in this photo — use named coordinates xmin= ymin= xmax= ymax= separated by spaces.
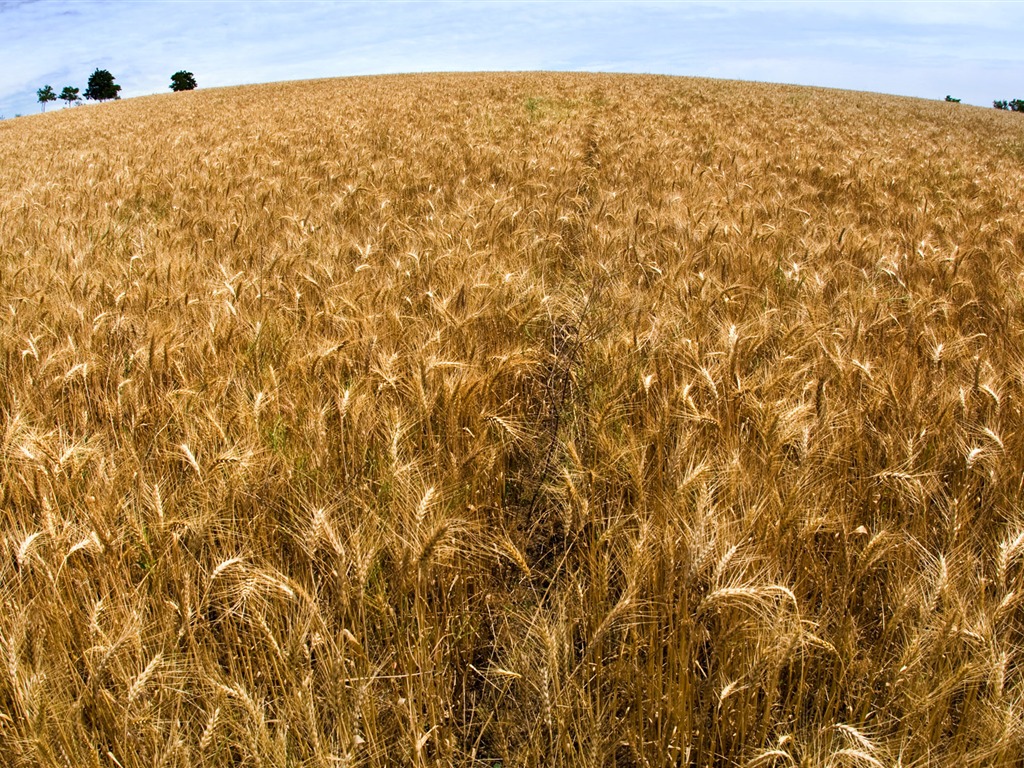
xmin=2 ymin=1 xmax=1022 ymax=117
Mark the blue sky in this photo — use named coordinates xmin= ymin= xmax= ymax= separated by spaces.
xmin=1 ymin=1 xmax=1022 ymax=117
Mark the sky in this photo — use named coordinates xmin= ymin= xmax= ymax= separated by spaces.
xmin=1 ymin=0 xmax=1022 ymax=118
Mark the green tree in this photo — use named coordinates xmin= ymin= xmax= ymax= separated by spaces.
xmin=84 ymin=69 xmax=121 ymax=102
xmin=994 ymin=100 xmax=1009 ymax=110
xmin=37 ymin=85 xmax=56 ymax=112
xmin=59 ymin=86 xmax=81 ymax=107
xmin=944 ymin=95 xmax=960 ymax=103
xmin=169 ymin=70 xmax=197 ymax=92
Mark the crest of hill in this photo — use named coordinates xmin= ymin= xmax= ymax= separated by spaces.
xmin=3 ymin=71 xmax=1023 ymax=278
xmin=3 ymin=71 xmax=1024 ymax=197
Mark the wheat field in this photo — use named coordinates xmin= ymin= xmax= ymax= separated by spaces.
xmin=2 ymin=72 xmax=1024 ymax=767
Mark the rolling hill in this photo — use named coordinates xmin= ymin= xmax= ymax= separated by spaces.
xmin=2 ymin=72 xmax=1024 ymax=767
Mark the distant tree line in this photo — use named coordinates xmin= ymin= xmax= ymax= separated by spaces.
xmin=993 ymin=99 xmax=1024 ymax=112
xmin=942 ymin=94 xmax=1023 ymax=112
xmin=35 ymin=69 xmax=196 ymax=112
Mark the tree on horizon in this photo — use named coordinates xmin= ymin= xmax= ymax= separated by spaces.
xmin=59 ymin=86 xmax=81 ymax=107
xmin=84 ymin=69 xmax=121 ymax=102
xmin=37 ymin=85 xmax=56 ymax=112
xmin=170 ymin=71 xmax=197 ymax=92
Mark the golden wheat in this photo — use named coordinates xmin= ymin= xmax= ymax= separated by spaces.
xmin=1 ymin=72 xmax=1024 ymax=766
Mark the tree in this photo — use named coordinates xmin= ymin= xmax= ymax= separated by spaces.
xmin=995 ymin=100 xmax=1009 ymax=110
xmin=37 ymin=85 xmax=56 ymax=112
xmin=169 ymin=70 xmax=197 ymax=92
xmin=944 ymin=95 xmax=960 ymax=103
xmin=1011 ymin=99 xmax=1024 ymax=113
xmin=84 ymin=69 xmax=121 ymax=102
xmin=59 ymin=86 xmax=81 ymax=107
